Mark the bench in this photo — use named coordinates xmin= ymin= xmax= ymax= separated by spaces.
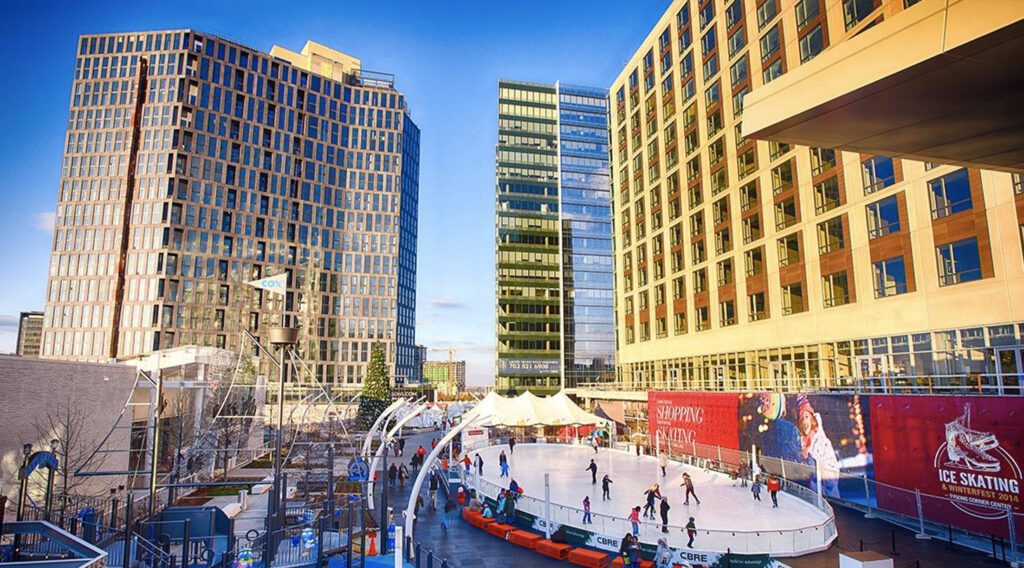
xmin=508 ymin=530 xmax=543 ymax=549
xmin=611 ymin=558 xmax=653 ymax=568
xmin=462 ymin=509 xmax=495 ymax=529
xmin=486 ymin=522 xmax=515 ymax=539
xmin=220 ymin=503 xmax=242 ymax=519
xmin=536 ymin=539 xmax=572 ymax=560
xmin=568 ymin=548 xmax=609 ymax=568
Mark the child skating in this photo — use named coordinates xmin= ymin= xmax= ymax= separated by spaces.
xmin=601 ymin=474 xmax=613 ymax=500
xmin=680 ymin=472 xmax=701 ymax=506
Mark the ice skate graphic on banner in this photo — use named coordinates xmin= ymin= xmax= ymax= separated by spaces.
xmin=934 ymin=404 xmax=1022 ymax=519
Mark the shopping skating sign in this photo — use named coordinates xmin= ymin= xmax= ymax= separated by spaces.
xmin=934 ymin=403 xmax=1021 ymax=519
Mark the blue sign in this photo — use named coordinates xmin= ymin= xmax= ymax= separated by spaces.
xmin=348 ymin=457 xmax=370 ymax=482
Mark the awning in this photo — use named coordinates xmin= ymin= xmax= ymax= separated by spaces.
xmin=471 ymin=391 xmax=609 ymax=427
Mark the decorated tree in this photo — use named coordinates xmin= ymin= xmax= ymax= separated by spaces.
xmin=357 ymin=342 xmax=392 ymax=430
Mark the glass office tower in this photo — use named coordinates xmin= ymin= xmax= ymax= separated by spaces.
xmin=41 ymin=32 xmax=420 ymax=387
xmin=494 ymin=81 xmax=614 ymax=394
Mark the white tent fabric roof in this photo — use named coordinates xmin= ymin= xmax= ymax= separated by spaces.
xmin=471 ymin=391 xmax=608 ymax=427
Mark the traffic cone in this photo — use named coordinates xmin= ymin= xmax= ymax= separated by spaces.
xmin=367 ymin=530 xmax=377 ymax=556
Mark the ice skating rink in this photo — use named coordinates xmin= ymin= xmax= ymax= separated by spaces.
xmin=472 ymin=443 xmax=836 ymax=556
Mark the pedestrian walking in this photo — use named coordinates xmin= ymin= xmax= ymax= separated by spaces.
xmin=475 ymin=453 xmax=484 ymax=476
xmin=643 ymin=484 xmax=661 ymax=519
xmin=428 ymin=472 xmax=439 ymax=509
xmin=628 ymin=506 xmax=641 ymax=536
xmin=619 ymin=533 xmax=632 ymax=566
xmin=628 ymin=534 xmax=641 ymax=568
xmin=463 ymin=454 xmax=472 ymax=473
xmin=398 ymin=437 xmax=406 ymax=456
xmin=393 ymin=439 xmax=400 ymax=457
xmin=431 ymin=439 xmax=438 ymax=450
xmin=655 ymin=537 xmax=671 ymax=568
xmin=509 ymin=435 xmax=516 ymax=454
xmin=388 ymin=463 xmax=398 ymax=488
xmin=680 ymin=472 xmax=701 ymax=506
xmin=399 ymin=464 xmax=409 ymax=488
xmin=751 ymin=478 xmax=762 ymax=501
xmin=659 ymin=453 xmax=668 ymax=477
xmin=659 ymin=496 xmax=671 ymax=533
xmin=442 ymin=498 xmax=456 ymax=530
xmin=417 ymin=445 xmax=427 ymax=459
xmin=767 ymin=474 xmax=781 ymax=508
xmin=586 ymin=459 xmax=598 ymax=484
xmin=685 ymin=517 xmax=696 ymax=548
xmin=602 ymin=474 xmax=613 ymax=500
xmin=582 ymin=496 xmax=592 ymax=524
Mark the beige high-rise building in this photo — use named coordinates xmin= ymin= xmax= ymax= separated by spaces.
xmin=16 ymin=311 xmax=44 ymax=357
xmin=599 ymin=0 xmax=1024 ymax=396
xmin=41 ymin=31 xmax=421 ymax=387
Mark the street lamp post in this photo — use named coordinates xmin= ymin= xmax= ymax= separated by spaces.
xmin=266 ymin=325 xmax=298 ymax=565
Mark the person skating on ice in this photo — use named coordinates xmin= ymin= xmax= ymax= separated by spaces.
xmin=751 ymin=477 xmax=762 ymax=501
xmin=586 ymin=459 xmax=598 ymax=484
xmin=680 ymin=472 xmax=700 ymax=506
xmin=659 ymin=495 xmax=671 ymax=533
xmin=509 ymin=435 xmax=516 ymax=454
xmin=592 ymin=435 xmax=600 ymax=453
xmin=601 ymin=474 xmax=613 ymax=500
xmin=582 ymin=496 xmax=592 ymax=524
xmin=767 ymin=474 xmax=781 ymax=508
xmin=628 ymin=506 xmax=641 ymax=536
xmin=643 ymin=483 xmax=662 ymax=519
xmin=659 ymin=453 xmax=668 ymax=477
xmin=685 ymin=517 xmax=697 ymax=548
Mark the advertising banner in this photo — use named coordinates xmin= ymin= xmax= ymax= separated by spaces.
xmin=647 ymin=392 xmax=740 ymax=451
xmin=870 ymin=395 xmax=1024 ymax=537
xmin=738 ymin=393 xmax=872 ymax=500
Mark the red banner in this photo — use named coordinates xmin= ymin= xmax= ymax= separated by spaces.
xmin=647 ymin=392 xmax=739 ymax=452
xmin=870 ymin=395 xmax=1024 ymax=537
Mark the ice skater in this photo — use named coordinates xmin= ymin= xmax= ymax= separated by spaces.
xmin=586 ymin=459 xmax=598 ymax=484
xmin=628 ymin=506 xmax=641 ymax=536
xmin=463 ymin=454 xmax=472 ymax=473
xmin=509 ymin=435 xmax=516 ymax=454
xmin=685 ymin=517 xmax=696 ymax=548
xmin=751 ymin=477 xmax=762 ymax=501
xmin=642 ymin=484 xmax=662 ymax=519
xmin=500 ymin=460 xmax=510 ymax=478
xmin=602 ymin=474 xmax=613 ymax=500
xmin=659 ymin=497 xmax=671 ymax=533
xmin=582 ymin=496 xmax=592 ymax=524
xmin=767 ymin=474 xmax=780 ymax=508
xmin=680 ymin=472 xmax=701 ymax=506
xmin=659 ymin=453 xmax=668 ymax=477
xmin=591 ymin=435 xmax=600 ymax=453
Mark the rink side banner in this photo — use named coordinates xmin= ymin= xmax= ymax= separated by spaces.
xmin=648 ymin=391 xmax=740 ymax=451
xmin=738 ymin=393 xmax=873 ymax=500
xmin=870 ymin=395 xmax=1024 ymax=536
xmin=502 ymin=503 xmax=785 ymax=568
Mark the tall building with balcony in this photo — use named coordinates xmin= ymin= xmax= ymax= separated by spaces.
xmin=41 ymin=32 xmax=420 ymax=387
xmin=604 ymin=0 xmax=1024 ymax=395
xmin=495 ymin=81 xmax=615 ymax=394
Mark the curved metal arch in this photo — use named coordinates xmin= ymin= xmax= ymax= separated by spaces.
xmin=403 ymin=409 xmax=485 ymax=541
xmin=367 ymin=402 xmax=428 ymax=510
xmin=360 ymin=398 xmax=409 ymax=459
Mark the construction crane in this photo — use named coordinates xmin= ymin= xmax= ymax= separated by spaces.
xmin=429 ymin=347 xmax=457 ymax=362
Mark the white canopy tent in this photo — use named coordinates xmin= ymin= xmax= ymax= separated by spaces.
xmin=472 ymin=390 xmax=607 ymax=427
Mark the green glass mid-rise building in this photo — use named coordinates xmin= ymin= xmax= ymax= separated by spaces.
xmin=494 ymin=81 xmax=614 ymax=394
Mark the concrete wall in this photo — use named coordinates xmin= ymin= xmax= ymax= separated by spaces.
xmin=0 ymin=355 xmax=136 ymax=503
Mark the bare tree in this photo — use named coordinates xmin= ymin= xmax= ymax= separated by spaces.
xmin=163 ymin=391 xmax=198 ymax=482
xmin=33 ymin=398 xmax=109 ymax=513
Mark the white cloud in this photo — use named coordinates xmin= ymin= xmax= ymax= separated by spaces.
xmin=34 ymin=211 xmax=55 ymax=233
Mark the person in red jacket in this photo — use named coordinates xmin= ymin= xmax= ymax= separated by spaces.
xmin=767 ymin=474 xmax=781 ymax=508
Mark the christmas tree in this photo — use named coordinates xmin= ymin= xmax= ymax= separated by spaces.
xmin=357 ymin=342 xmax=392 ymax=430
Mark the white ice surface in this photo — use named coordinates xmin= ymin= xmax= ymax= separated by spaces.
xmin=470 ymin=443 xmax=835 ymax=556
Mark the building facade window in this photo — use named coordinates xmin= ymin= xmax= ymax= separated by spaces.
xmin=798 ymin=25 xmax=825 ymax=62
xmin=862 ymin=155 xmax=895 ymax=194
xmin=777 ymin=234 xmax=800 ymax=266
xmin=873 ymin=257 xmax=908 ymax=298
xmin=817 ymin=216 xmax=845 ymax=253
xmin=936 ymin=238 xmax=983 ymax=286
xmin=781 ymin=283 xmax=804 ymax=315
xmin=928 ymin=168 xmax=972 ymax=219
xmin=822 ymin=271 xmax=851 ymax=307
xmin=720 ymin=300 xmax=737 ymax=326
xmin=866 ymin=195 xmax=900 ymax=238
xmin=748 ymin=292 xmax=767 ymax=321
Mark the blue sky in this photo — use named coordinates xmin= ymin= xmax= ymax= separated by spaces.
xmin=0 ymin=0 xmax=667 ymax=385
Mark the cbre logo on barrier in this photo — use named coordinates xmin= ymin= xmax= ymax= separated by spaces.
xmin=934 ymin=404 xmax=1022 ymax=519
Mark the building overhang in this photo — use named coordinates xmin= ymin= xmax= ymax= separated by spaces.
xmin=742 ymin=0 xmax=1024 ymax=172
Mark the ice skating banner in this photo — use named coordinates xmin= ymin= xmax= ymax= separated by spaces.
xmin=738 ymin=393 xmax=873 ymax=500
xmin=870 ymin=395 xmax=1024 ymax=536
xmin=648 ymin=391 xmax=740 ymax=451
